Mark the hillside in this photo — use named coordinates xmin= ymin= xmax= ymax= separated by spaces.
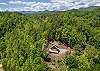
xmin=0 ymin=7 xmax=100 ymax=71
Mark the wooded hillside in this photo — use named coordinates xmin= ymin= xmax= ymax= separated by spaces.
xmin=0 ymin=7 xmax=100 ymax=71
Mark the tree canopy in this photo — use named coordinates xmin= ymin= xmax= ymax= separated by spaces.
xmin=0 ymin=7 xmax=100 ymax=71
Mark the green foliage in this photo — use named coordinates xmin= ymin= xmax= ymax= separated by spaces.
xmin=0 ymin=7 xmax=100 ymax=71
xmin=64 ymin=55 xmax=78 ymax=68
xmin=93 ymin=64 xmax=100 ymax=71
xmin=64 ymin=45 xmax=100 ymax=71
xmin=77 ymin=54 xmax=93 ymax=71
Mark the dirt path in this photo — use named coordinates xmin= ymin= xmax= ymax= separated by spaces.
xmin=45 ymin=40 xmax=74 ymax=71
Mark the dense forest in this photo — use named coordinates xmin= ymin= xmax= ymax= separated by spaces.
xmin=0 ymin=7 xmax=100 ymax=71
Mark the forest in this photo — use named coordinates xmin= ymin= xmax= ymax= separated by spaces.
xmin=0 ymin=7 xmax=100 ymax=71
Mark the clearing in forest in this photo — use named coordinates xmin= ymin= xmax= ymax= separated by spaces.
xmin=45 ymin=40 xmax=74 ymax=60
